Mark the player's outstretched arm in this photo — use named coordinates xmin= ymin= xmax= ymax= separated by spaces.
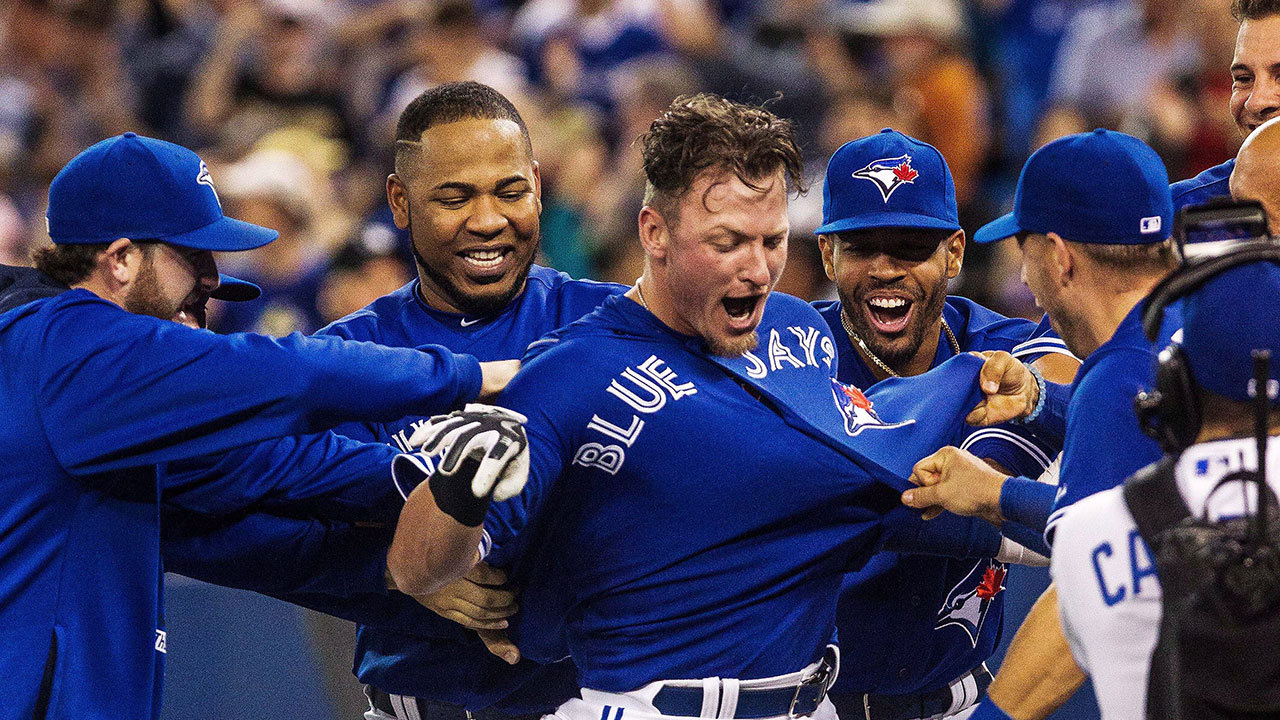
xmin=386 ymin=405 xmax=530 ymax=597
xmin=980 ymin=584 xmax=1086 ymax=720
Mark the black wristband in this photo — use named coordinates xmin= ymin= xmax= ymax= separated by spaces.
xmin=428 ymin=457 xmax=491 ymax=527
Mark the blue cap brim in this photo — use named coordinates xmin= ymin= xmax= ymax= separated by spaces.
xmin=210 ymin=273 xmax=261 ymax=302
xmin=973 ymin=212 xmax=1024 ymax=244
xmin=164 ymin=215 xmax=279 ymax=252
xmin=814 ymin=212 xmax=961 ymax=235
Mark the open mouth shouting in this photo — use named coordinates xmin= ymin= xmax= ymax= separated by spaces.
xmin=723 ymin=293 xmax=766 ymax=330
xmin=864 ymin=294 xmax=914 ymax=335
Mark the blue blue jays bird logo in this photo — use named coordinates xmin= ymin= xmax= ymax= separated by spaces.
xmin=830 ymin=379 xmax=912 ymax=436
xmin=936 ymin=560 xmax=1006 ymax=646
xmin=852 ymin=154 xmax=919 ymax=202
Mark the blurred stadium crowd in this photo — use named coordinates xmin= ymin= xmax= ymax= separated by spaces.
xmin=0 ymin=0 xmax=1240 ymax=334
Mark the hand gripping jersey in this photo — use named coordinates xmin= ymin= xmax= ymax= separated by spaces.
xmin=160 ymin=267 xmax=625 ymax=714
xmin=0 ymin=290 xmax=482 ymax=720
xmin=483 ymin=292 xmax=1003 ymax=692
xmin=1052 ymin=437 xmax=1280 ymax=720
xmin=813 ymin=297 xmax=1069 ymax=696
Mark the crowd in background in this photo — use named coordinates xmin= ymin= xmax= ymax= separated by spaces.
xmin=0 ymin=0 xmax=1242 ymax=334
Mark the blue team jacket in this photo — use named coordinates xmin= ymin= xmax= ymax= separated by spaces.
xmin=0 ymin=287 xmax=482 ymax=720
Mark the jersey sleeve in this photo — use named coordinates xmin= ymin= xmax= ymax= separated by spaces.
xmin=159 ymin=432 xmax=401 ymax=522
xmin=161 ymin=508 xmax=391 ymax=602
xmin=960 ymin=423 xmax=1056 ymax=478
xmin=35 ymin=295 xmax=482 ymax=475
xmin=1046 ymin=350 xmax=1162 ymax=538
xmin=479 ymin=351 xmax=583 ymax=566
xmin=1011 ymin=314 xmax=1077 ymax=363
xmin=878 ymin=506 xmax=1003 ymax=559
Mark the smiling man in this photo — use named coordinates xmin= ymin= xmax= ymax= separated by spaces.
xmin=383 ymin=93 xmax=1049 ymax=720
xmin=1171 ymin=0 xmax=1280 ymax=210
xmin=811 ymin=129 xmax=1075 ymax=720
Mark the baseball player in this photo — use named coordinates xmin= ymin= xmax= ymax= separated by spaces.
xmin=384 ymin=93 xmax=1061 ymax=720
xmin=1053 ymin=255 xmax=1280 ymax=719
xmin=810 ymin=129 xmax=1077 ymax=719
xmin=899 ymin=130 xmax=1183 ymax=719
xmin=1170 ymin=0 xmax=1280 ymax=210
xmin=159 ymin=82 xmax=625 ymax=720
xmin=0 ymin=133 xmax=514 ymax=720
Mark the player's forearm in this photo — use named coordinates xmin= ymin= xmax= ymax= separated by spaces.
xmin=386 ymin=481 xmax=483 ymax=597
xmin=999 ymin=476 xmax=1057 ymax=535
xmin=986 ymin=584 xmax=1086 ymax=720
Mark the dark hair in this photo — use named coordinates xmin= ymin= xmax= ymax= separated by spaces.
xmin=1074 ymin=238 xmax=1179 ymax=275
xmin=639 ymin=93 xmax=806 ymax=221
xmin=31 ymin=243 xmax=109 ymax=286
xmin=1232 ymin=0 xmax=1280 ymax=20
xmin=394 ymin=81 xmax=530 ymax=175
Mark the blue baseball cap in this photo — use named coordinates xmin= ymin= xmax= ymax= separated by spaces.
xmin=974 ymin=129 xmax=1173 ymax=245
xmin=815 ymin=128 xmax=961 ymax=235
xmin=47 ymin=132 xmax=279 ymax=251
xmin=1181 ymin=260 xmax=1280 ymax=403
xmin=211 ymin=274 xmax=261 ymax=302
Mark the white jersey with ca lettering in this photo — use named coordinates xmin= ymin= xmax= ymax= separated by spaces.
xmin=1050 ymin=435 xmax=1280 ymax=720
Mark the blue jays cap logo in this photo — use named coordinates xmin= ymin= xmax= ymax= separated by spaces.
xmin=830 ymin=379 xmax=912 ymax=436
xmin=196 ymin=161 xmax=221 ymax=209
xmin=852 ymin=154 xmax=919 ymax=202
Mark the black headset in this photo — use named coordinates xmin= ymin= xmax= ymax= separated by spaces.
xmin=1134 ymin=238 xmax=1280 ymax=453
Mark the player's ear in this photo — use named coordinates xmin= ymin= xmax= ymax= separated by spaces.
xmin=818 ymin=234 xmax=837 ymax=281
xmin=104 ymin=238 xmax=140 ymax=285
xmin=387 ymin=174 xmax=410 ymax=230
xmin=1046 ymin=232 xmax=1074 ymax=285
xmin=945 ymin=230 xmax=965 ymax=279
xmin=531 ymin=160 xmax=543 ymax=215
xmin=638 ymin=205 xmax=670 ymax=260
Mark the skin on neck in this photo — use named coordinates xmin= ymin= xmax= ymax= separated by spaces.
xmin=1196 ymin=391 xmax=1280 ymax=443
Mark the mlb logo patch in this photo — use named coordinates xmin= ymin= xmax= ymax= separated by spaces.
xmin=852 ymin=154 xmax=919 ymax=202
xmin=1140 ymin=216 xmax=1162 ymax=234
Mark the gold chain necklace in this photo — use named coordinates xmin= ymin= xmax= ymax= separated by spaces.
xmin=839 ymin=309 xmax=960 ymax=378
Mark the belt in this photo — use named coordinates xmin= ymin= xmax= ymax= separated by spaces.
xmin=366 ymin=686 xmax=545 ymax=720
xmin=650 ymin=647 xmax=840 ymax=719
xmin=828 ymin=665 xmax=994 ymax=720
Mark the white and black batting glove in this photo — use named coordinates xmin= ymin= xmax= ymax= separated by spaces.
xmin=391 ymin=404 xmax=530 ymax=526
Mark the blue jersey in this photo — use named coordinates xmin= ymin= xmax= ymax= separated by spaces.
xmin=814 ymin=297 xmax=1067 ymax=695
xmin=160 ymin=266 xmax=625 ymax=713
xmin=1170 ymin=159 xmax=1233 ymax=212
xmin=1044 ymin=302 xmax=1179 ymax=540
xmin=0 ymin=290 xmax=481 ymax=720
xmin=484 ymin=293 xmax=1001 ymax=692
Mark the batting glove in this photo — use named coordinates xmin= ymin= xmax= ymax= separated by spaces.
xmin=392 ymin=404 xmax=530 ymax=526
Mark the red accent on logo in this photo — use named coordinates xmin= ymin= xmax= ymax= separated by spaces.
xmin=841 ymin=384 xmax=873 ymax=411
xmin=976 ymin=566 xmax=1007 ymax=599
xmin=893 ymin=162 xmax=918 ymax=183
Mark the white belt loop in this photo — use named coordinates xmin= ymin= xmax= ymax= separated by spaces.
xmin=717 ymin=678 xmax=740 ymax=719
xmin=701 ymin=677 xmax=721 ymax=718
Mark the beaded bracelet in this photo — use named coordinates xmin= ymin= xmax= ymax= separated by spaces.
xmin=1012 ymin=361 xmax=1046 ymax=425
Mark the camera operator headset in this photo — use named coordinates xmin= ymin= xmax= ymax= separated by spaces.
xmin=1047 ymin=198 xmax=1280 ymax=720
xmin=1129 ymin=198 xmax=1280 ymax=720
